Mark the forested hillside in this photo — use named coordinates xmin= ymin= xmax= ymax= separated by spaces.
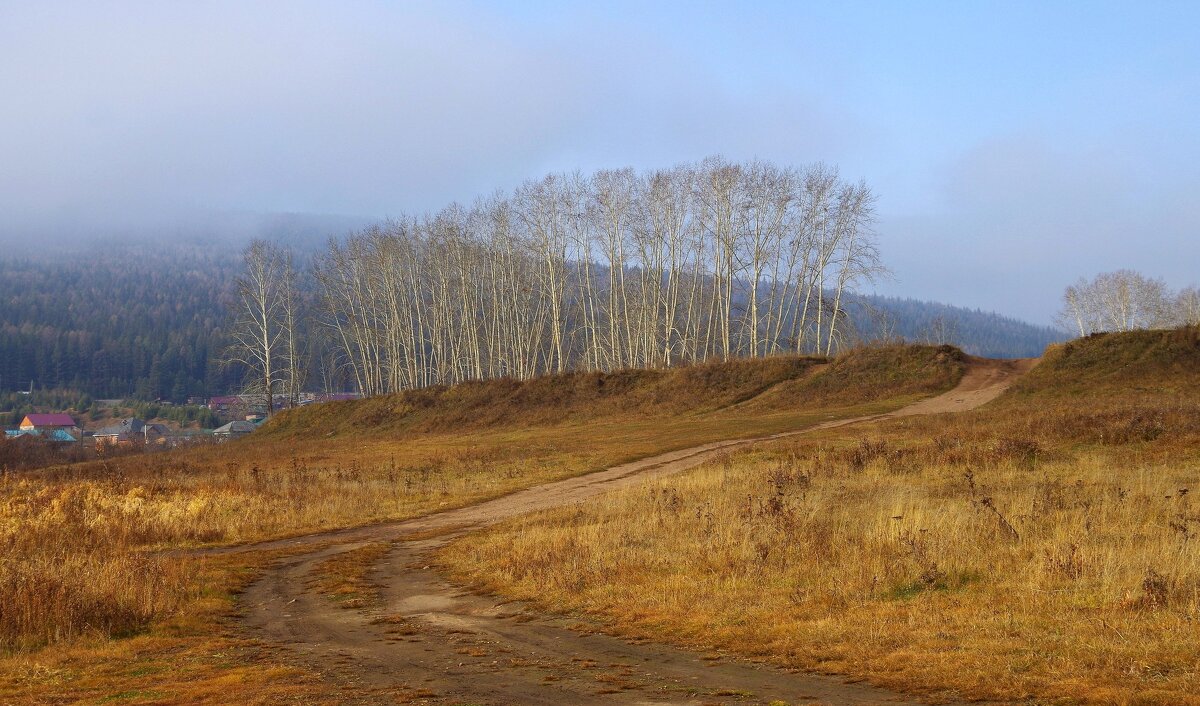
xmin=0 ymin=228 xmax=1065 ymax=404
xmin=0 ymin=245 xmax=241 ymax=400
xmin=856 ymin=294 xmax=1067 ymax=358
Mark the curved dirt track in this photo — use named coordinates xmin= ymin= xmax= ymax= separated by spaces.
xmin=232 ymin=357 xmax=1032 ymax=705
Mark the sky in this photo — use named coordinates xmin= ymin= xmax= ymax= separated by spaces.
xmin=2 ymin=1 xmax=1197 ymax=324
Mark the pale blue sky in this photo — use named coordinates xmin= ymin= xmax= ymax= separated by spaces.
xmin=2 ymin=1 xmax=1196 ymax=323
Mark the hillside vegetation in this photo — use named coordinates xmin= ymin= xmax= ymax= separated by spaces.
xmin=1005 ymin=325 xmax=1200 ymax=398
xmin=443 ymin=326 xmax=1200 ymax=705
xmin=261 ymin=355 xmax=825 ymax=437
xmin=746 ymin=343 xmax=966 ymax=410
xmin=262 ymin=344 xmax=963 ymax=438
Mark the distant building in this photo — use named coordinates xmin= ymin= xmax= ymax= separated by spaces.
xmin=207 ymin=394 xmax=272 ymax=416
xmin=94 ymin=418 xmax=170 ymax=447
xmin=5 ymin=428 xmax=78 ymax=443
xmin=213 ymin=420 xmax=256 ymax=440
xmin=45 ymin=428 xmax=80 ymax=443
xmin=19 ymin=413 xmax=79 ymax=433
xmin=207 ymin=396 xmax=243 ymax=414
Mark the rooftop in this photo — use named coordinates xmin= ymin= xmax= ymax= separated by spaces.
xmin=22 ymin=413 xmax=77 ymax=427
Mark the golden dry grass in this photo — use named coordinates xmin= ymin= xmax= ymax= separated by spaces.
xmin=0 ymin=345 xmax=962 ymax=664
xmin=441 ymin=327 xmax=1200 ymax=704
xmin=0 ymin=480 xmax=197 ymax=653
xmin=0 ymin=550 xmax=326 ymax=705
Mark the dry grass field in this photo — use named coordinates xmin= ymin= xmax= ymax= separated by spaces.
xmin=0 ymin=548 xmax=325 ymax=705
xmin=442 ymin=327 xmax=1200 ymax=704
xmin=0 ymin=345 xmax=963 ymax=702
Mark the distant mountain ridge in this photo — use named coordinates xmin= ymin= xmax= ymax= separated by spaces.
xmin=854 ymin=294 xmax=1068 ymax=358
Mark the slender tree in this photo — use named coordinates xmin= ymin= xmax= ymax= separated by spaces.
xmin=226 ymin=240 xmax=285 ymax=415
xmin=1177 ymin=287 xmax=1200 ymax=326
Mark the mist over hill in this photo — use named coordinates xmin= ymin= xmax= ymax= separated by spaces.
xmin=0 ymin=211 xmax=371 ymax=253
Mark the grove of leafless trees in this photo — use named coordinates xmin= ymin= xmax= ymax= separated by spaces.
xmin=1056 ymin=270 xmax=1200 ymax=336
xmin=230 ymin=157 xmax=885 ymax=399
xmin=316 ymin=158 xmax=883 ymax=395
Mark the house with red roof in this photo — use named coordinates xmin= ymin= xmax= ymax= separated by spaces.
xmin=19 ymin=413 xmax=80 ymax=433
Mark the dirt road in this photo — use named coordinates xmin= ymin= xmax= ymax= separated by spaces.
xmin=231 ymin=357 xmax=1032 ymax=705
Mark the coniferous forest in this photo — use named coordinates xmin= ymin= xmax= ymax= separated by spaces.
xmin=0 ymin=245 xmax=239 ymax=401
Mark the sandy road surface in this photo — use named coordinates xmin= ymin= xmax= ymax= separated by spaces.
xmin=223 ymin=357 xmax=1032 ymax=705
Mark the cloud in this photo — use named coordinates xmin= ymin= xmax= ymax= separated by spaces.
xmin=874 ymin=134 xmax=1200 ymax=323
xmin=1 ymin=2 xmax=1195 ymax=327
xmin=0 ymin=2 xmax=846 ymax=235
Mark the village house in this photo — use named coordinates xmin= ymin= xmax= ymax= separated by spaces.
xmin=19 ymin=413 xmax=80 ymax=434
xmin=4 ymin=428 xmax=79 ymax=443
xmin=213 ymin=420 xmax=255 ymax=440
xmin=94 ymin=418 xmax=171 ymax=447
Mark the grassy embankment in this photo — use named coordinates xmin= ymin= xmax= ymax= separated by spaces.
xmin=0 ymin=345 xmax=962 ymax=702
xmin=442 ymin=327 xmax=1200 ymax=705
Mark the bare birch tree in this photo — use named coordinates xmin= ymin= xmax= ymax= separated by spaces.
xmin=226 ymin=240 xmax=285 ymax=415
xmin=1056 ymin=270 xmax=1173 ymax=335
xmin=1176 ymin=287 xmax=1200 ymax=326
